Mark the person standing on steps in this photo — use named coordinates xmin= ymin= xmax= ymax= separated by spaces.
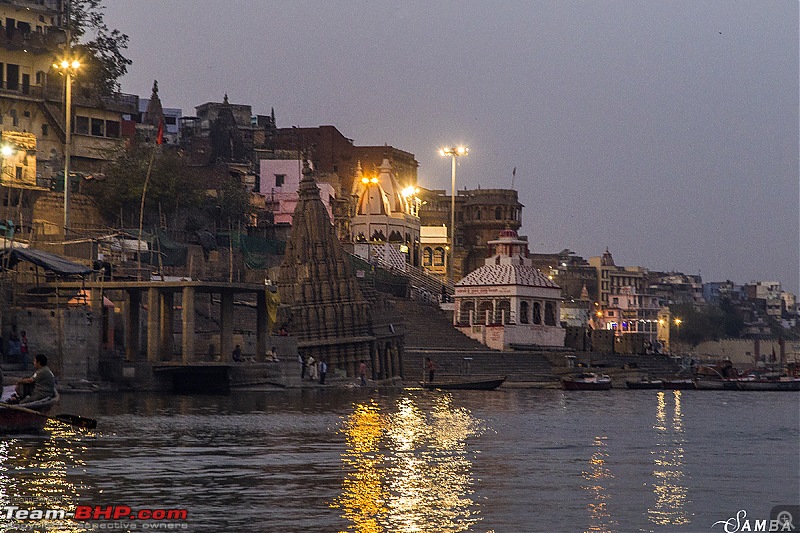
xmin=426 ymin=357 xmax=436 ymax=383
xmin=359 ymin=360 xmax=368 ymax=386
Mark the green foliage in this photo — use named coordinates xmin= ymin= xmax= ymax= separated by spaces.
xmin=87 ymin=145 xmax=206 ymax=227
xmin=671 ymin=301 xmax=745 ymax=347
xmin=207 ymin=175 xmax=254 ymax=229
xmin=68 ymin=0 xmax=132 ymax=95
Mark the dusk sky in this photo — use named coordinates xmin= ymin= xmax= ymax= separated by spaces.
xmin=103 ymin=1 xmax=799 ymax=293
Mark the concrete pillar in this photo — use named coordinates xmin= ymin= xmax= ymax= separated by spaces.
xmin=125 ymin=290 xmax=141 ymax=361
xmin=181 ymin=286 xmax=195 ymax=364
xmin=146 ymin=287 xmax=161 ymax=363
xmin=220 ymin=290 xmax=234 ymax=362
xmin=256 ymin=290 xmax=267 ymax=361
xmin=89 ymin=287 xmax=103 ymax=378
xmin=160 ymin=292 xmax=174 ymax=361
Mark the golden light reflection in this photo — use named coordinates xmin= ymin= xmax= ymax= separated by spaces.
xmin=581 ymin=435 xmax=615 ymax=533
xmin=0 ymin=421 xmax=92 ymax=533
xmin=648 ymin=390 xmax=690 ymax=526
xmin=333 ymin=394 xmax=485 ymax=533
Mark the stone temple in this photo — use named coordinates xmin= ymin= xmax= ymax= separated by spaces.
xmin=278 ymin=159 xmax=403 ymax=379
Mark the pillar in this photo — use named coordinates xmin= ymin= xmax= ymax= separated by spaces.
xmin=181 ymin=286 xmax=195 ymax=364
xmin=256 ymin=290 xmax=267 ymax=361
xmin=160 ymin=292 xmax=174 ymax=361
xmin=125 ymin=290 xmax=141 ymax=361
xmin=89 ymin=287 xmax=103 ymax=378
xmin=220 ymin=290 xmax=234 ymax=362
xmin=146 ymin=287 xmax=161 ymax=363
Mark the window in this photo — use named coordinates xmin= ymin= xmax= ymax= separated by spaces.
xmin=10 ymin=109 xmax=17 ymax=126
xmin=520 ymin=301 xmax=529 ymax=324
xmin=6 ymin=64 xmax=19 ymax=91
xmin=495 ymin=207 xmax=502 ymax=220
xmin=544 ymin=302 xmax=556 ymax=326
xmin=434 ymin=247 xmax=445 ymax=266
xmin=75 ymin=116 xmax=89 ymax=135
xmin=41 ymin=124 xmax=48 ymax=137
xmin=105 ymin=120 xmax=120 ymax=138
xmin=165 ymin=116 xmax=177 ymax=125
xmin=274 ymin=174 xmax=285 ymax=187
xmin=91 ymin=118 xmax=104 ymax=136
xmin=612 ymin=297 xmax=618 ymax=305
xmin=21 ymin=73 xmax=29 ymax=95
xmin=15 ymin=167 xmax=22 ymax=181
xmin=533 ymin=302 xmax=542 ymax=324
xmin=422 ymin=247 xmax=432 ymax=266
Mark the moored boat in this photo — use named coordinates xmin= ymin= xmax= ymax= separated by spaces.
xmin=734 ymin=377 xmax=800 ymax=391
xmin=562 ymin=373 xmax=612 ymax=390
xmin=662 ymin=379 xmax=696 ymax=390
xmin=625 ymin=377 xmax=663 ymax=390
xmin=694 ymin=379 xmax=738 ymax=391
xmin=421 ymin=376 xmax=506 ymax=391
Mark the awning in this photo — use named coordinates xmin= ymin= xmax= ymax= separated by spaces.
xmin=0 ymin=248 xmax=93 ymax=277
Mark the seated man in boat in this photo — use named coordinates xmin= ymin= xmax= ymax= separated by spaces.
xmin=9 ymin=354 xmax=56 ymax=405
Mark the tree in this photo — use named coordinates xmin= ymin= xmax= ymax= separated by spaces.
xmin=87 ymin=145 xmax=206 ymax=228
xmin=67 ymin=0 xmax=132 ymax=96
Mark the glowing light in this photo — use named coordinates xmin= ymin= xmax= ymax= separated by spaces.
xmin=370 ymin=177 xmax=378 ymax=184
xmin=361 ymin=177 xmax=369 ymax=184
xmin=401 ymin=186 xmax=416 ymax=197
xmin=71 ymin=60 xmax=80 ymax=69
xmin=1 ymin=144 xmax=14 ymax=157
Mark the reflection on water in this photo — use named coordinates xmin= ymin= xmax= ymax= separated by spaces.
xmin=582 ymin=435 xmax=615 ymax=533
xmin=648 ymin=390 xmax=690 ymax=526
xmin=0 ymin=421 xmax=91 ymax=533
xmin=334 ymin=393 xmax=484 ymax=533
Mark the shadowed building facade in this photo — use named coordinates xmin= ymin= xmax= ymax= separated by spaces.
xmin=278 ymin=160 xmax=403 ymax=379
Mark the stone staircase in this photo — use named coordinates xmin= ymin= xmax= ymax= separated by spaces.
xmin=392 ymin=298 xmax=486 ymax=351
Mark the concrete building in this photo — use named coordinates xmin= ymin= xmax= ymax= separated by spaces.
xmin=417 ymin=187 xmax=523 ymax=281
xmin=454 ymin=228 xmax=564 ymax=350
xmin=258 ymin=159 xmax=335 ymax=227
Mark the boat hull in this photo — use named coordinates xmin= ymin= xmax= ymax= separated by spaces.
xmin=663 ymin=380 xmax=696 ymax=390
xmin=0 ymin=390 xmax=59 ymax=433
xmin=562 ymin=379 xmax=612 ymax=391
xmin=421 ymin=377 xmax=506 ymax=391
xmin=735 ymin=379 xmax=800 ymax=391
xmin=625 ymin=380 xmax=663 ymax=390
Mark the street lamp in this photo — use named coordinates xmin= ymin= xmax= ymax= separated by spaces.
xmin=52 ymin=57 xmax=80 ymax=238
xmin=439 ymin=146 xmax=468 ymax=281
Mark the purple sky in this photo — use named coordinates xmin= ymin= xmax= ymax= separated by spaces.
xmin=103 ymin=1 xmax=799 ymax=293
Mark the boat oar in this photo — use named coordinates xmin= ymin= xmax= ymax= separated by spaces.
xmin=0 ymin=403 xmax=97 ymax=430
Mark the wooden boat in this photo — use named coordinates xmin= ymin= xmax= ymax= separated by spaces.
xmin=562 ymin=373 xmax=612 ymax=390
xmin=0 ymin=392 xmax=60 ymax=433
xmin=694 ymin=379 xmax=738 ymax=390
xmin=734 ymin=377 xmax=800 ymax=391
xmin=662 ymin=379 xmax=696 ymax=390
xmin=421 ymin=376 xmax=506 ymax=391
xmin=625 ymin=378 xmax=663 ymax=390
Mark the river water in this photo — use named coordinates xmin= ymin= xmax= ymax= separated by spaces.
xmin=1 ymin=388 xmax=798 ymax=532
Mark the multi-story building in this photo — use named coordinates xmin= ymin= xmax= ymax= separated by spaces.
xmin=0 ymin=0 xmax=136 ymax=236
xmin=418 ymin=187 xmax=522 ymax=280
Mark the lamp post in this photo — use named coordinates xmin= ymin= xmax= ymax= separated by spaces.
xmin=53 ymin=58 xmax=80 ymax=238
xmin=439 ymin=146 xmax=468 ymax=281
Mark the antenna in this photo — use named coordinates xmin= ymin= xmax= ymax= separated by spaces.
xmin=511 ymin=166 xmax=517 ymax=189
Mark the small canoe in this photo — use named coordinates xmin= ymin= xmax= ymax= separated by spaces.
xmin=421 ymin=376 xmax=506 ymax=391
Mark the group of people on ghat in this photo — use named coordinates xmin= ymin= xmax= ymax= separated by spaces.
xmin=299 ymin=355 xmax=329 ymax=384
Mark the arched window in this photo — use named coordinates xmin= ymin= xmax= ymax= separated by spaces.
xmin=520 ymin=301 xmax=529 ymax=324
xmin=533 ymin=302 xmax=542 ymax=325
xmin=434 ymin=247 xmax=446 ymax=266
xmin=495 ymin=207 xmax=502 ymax=220
xmin=460 ymin=301 xmax=475 ymax=324
xmin=423 ymin=247 xmax=433 ymax=266
xmin=496 ymin=300 xmax=511 ymax=324
xmin=476 ymin=208 xmax=481 ymax=220
xmin=478 ymin=301 xmax=494 ymax=324
xmin=545 ymin=302 xmax=556 ymax=326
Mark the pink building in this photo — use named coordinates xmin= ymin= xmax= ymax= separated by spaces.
xmin=259 ymin=159 xmax=334 ymax=224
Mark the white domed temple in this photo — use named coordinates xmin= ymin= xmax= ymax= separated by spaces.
xmin=454 ymin=229 xmax=565 ymax=350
